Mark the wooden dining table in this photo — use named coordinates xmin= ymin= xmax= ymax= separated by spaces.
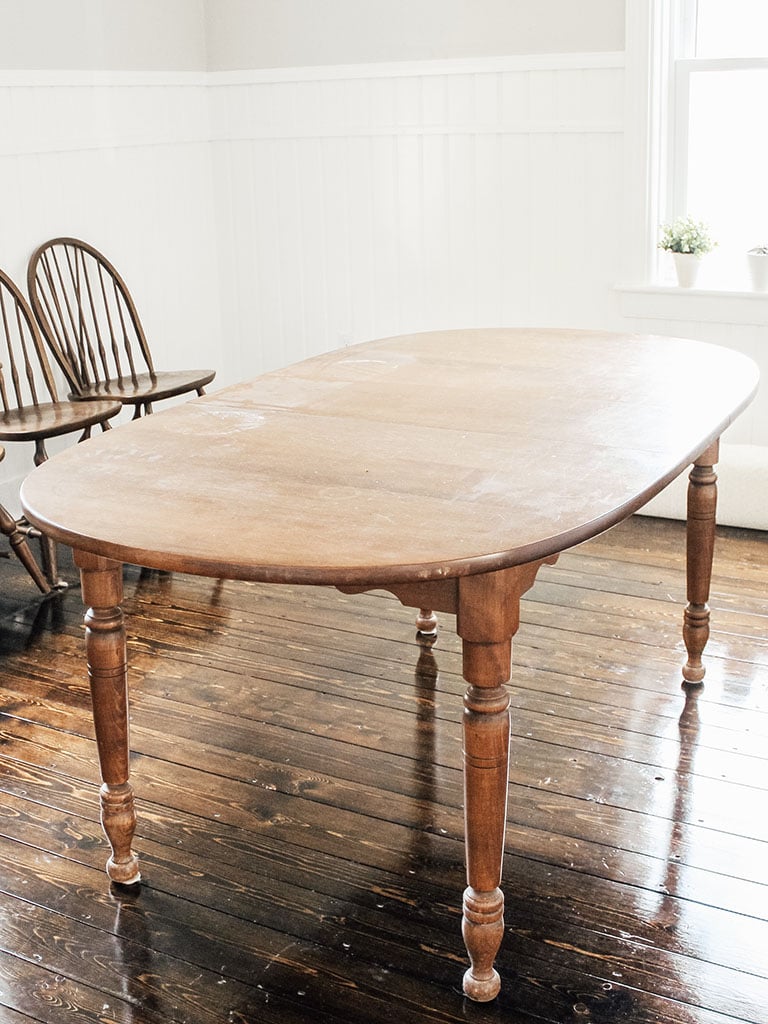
xmin=20 ymin=328 xmax=759 ymax=1001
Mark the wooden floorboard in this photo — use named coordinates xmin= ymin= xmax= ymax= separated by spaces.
xmin=0 ymin=516 xmax=766 ymax=1023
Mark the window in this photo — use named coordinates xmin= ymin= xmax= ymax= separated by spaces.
xmin=694 ymin=0 xmax=768 ymax=58
xmin=666 ymin=0 xmax=768 ymax=288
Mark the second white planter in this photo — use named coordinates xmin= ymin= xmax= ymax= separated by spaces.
xmin=747 ymin=252 xmax=768 ymax=291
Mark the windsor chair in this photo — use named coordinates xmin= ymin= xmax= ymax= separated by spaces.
xmin=28 ymin=237 xmax=216 ymax=418
xmin=0 ymin=267 xmax=121 ymax=585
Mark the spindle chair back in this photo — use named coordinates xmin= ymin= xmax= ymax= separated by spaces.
xmin=0 ymin=268 xmax=60 ymax=425
xmin=28 ymin=238 xmax=215 ymax=418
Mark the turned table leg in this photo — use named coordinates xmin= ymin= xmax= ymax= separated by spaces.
xmin=683 ymin=440 xmax=719 ymax=687
xmin=459 ymin=635 xmax=510 ymax=1002
xmin=76 ymin=549 xmax=141 ymax=885
xmin=348 ymin=560 xmax=555 ymax=1000
xmin=455 ymin=562 xmax=551 ymax=1001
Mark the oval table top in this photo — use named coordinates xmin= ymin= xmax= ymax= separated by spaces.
xmin=20 ymin=328 xmax=759 ymax=586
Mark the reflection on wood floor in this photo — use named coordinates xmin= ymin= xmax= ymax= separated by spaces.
xmin=0 ymin=515 xmax=766 ymax=1024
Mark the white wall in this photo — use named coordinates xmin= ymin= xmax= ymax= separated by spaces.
xmin=204 ymin=0 xmax=625 ymax=69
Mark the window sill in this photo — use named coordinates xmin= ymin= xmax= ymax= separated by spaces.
xmin=615 ymin=284 xmax=768 ymax=326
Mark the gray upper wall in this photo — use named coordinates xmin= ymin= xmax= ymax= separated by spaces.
xmin=204 ymin=0 xmax=625 ymax=70
xmin=0 ymin=0 xmax=625 ymax=72
xmin=0 ymin=0 xmax=207 ymax=71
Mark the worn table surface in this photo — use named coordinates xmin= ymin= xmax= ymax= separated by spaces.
xmin=20 ymin=328 xmax=759 ymax=585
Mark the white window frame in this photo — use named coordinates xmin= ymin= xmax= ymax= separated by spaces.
xmin=623 ymin=0 xmax=681 ymax=286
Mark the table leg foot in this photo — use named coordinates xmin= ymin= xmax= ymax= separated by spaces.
xmin=462 ymin=886 xmax=504 ymax=1001
xmin=415 ymin=607 xmax=438 ymax=636
xmin=101 ymin=782 xmax=141 ymax=885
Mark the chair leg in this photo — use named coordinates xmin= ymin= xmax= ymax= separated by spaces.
xmin=0 ymin=502 xmax=51 ymax=594
xmin=29 ymin=437 xmax=65 ymax=588
xmin=37 ymin=531 xmax=61 ymax=589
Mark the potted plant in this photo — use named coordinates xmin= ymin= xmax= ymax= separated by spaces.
xmin=659 ymin=216 xmax=716 ymax=287
xmin=747 ymin=246 xmax=768 ymax=291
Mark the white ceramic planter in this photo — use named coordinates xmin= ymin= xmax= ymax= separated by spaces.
xmin=672 ymin=251 xmax=701 ymax=288
xmin=747 ymin=253 xmax=768 ymax=291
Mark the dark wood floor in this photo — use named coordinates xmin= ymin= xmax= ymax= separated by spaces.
xmin=0 ymin=516 xmax=766 ymax=1024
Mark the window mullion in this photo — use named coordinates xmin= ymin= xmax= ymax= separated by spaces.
xmin=676 ymin=0 xmax=698 ymax=59
xmin=670 ymin=60 xmax=690 ymax=221
xmin=623 ymin=0 xmax=676 ymax=283
xmin=664 ymin=0 xmax=696 ymax=226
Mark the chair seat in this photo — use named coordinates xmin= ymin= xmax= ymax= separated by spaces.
xmin=0 ymin=400 xmax=121 ymax=442
xmin=71 ymin=369 xmax=216 ymax=406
